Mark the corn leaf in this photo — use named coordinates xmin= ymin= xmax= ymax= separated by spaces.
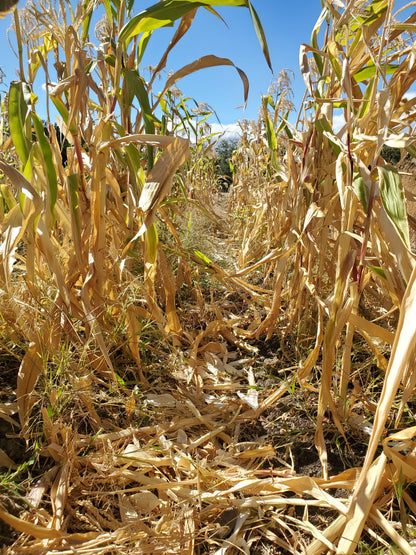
xmin=162 ymin=55 xmax=249 ymax=107
xmin=119 ymin=0 xmax=272 ymax=71
xmin=32 ymin=114 xmax=57 ymax=216
xmin=352 ymin=171 xmax=369 ymax=212
xmin=137 ymin=31 xmax=152 ymax=65
xmin=137 ymin=136 xmax=190 ymax=235
xmin=50 ymin=96 xmax=78 ymax=135
xmin=246 ymin=0 xmax=272 ymax=71
xmin=119 ymin=0 xmax=245 ymax=39
xmin=144 ymin=223 xmax=159 ymax=286
xmin=8 ymin=81 xmax=31 ymax=166
xmin=378 ymin=165 xmax=410 ymax=247
xmin=0 ymin=507 xmax=64 ymax=539
xmin=354 ymin=63 xmax=398 ymax=83
xmin=66 ymin=174 xmax=83 ymax=269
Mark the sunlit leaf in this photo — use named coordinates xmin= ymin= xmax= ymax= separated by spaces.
xmin=50 ymin=96 xmax=78 ymax=135
xmin=352 ymin=171 xmax=369 ymax=212
xmin=8 ymin=81 xmax=31 ymax=166
xmin=379 ymin=165 xmax=410 ymax=247
xmin=123 ymin=69 xmax=158 ymax=167
xmin=193 ymin=250 xmax=211 ymax=265
xmin=119 ymin=0 xmax=272 ymax=70
xmin=32 ymin=114 xmax=57 ymax=217
xmin=354 ymin=63 xmax=398 ymax=83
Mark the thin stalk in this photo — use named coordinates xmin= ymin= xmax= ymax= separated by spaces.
xmin=112 ymin=0 xmax=126 ymax=117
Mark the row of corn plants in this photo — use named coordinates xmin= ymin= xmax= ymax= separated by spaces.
xmin=0 ymin=0 xmax=270 ymax=400
xmin=0 ymin=1 xmax=273 ymax=548
xmin=228 ymin=0 xmax=416 ymax=551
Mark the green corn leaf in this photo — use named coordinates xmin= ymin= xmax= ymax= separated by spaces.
xmin=123 ymin=69 xmax=160 ymax=169
xmin=327 ymin=41 xmax=342 ymax=81
xmin=145 ymin=223 xmax=158 ymax=266
xmin=352 ymin=171 xmax=369 ymax=212
xmin=160 ymin=97 xmax=169 ymax=115
xmin=81 ymin=0 xmax=93 ymax=42
xmin=29 ymin=33 xmax=55 ymax=81
xmin=123 ymin=69 xmax=157 ymax=135
xmin=368 ymin=265 xmax=387 ymax=280
xmin=262 ymin=94 xmax=274 ymax=110
xmin=144 ymin=223 xmax=159 ymax=285
xmin=405 ymin=144 xmax=416 ymax=159
xmin=125 ymin=142 xmax=144 ymax=199
xmin=354 ymin=63 xmax=398 ymax=83
xmin=102 ymin=0 xmax=113 ymax=26
xmin=310 ymin=6 xmax=328 ymax=76
xmin=8 ymin=81 xmax=31 ymax=166
xmin=358 ymin=76 xmax=375 ymax=119
xmin=379 ymin=165 xmax=410 ymax=247
xmin=105 ymin=54 xmax=116 ymax=67
xmin=193 ymin=249 xmax=211 ymax=265
xmin=119 ymin=0 xmax=272 ymax=70
xmin=31 ymin=114 xmax=58 ymax=217
xmin=275 ymin=110 xmax=293 ymax=140
xmin=1 ymin=184 xmax=17 ymax=210
xmin=347 ymin=26 xmax=362 ymax=58
xmin=262 ymin=100 xmax=278 ymax=167
xmin=332 ymin=101 xmax=348 ymax=109
xmin=315 ymin=116 xmax=341 ymax=157
xmin=120 ymin=1 xmax=244 ymax=39
xmin=349 ymin=0 xmax=387 ymax=32
xmin=50 ymin=96 xmax=78 ymax=135
xmin=137 ymin=31 xmax=152 ymax=65
xmin=67 ymin=174 xmax=81 ymax=243
xmin=246 ymin=0 xmax=272 ymax=71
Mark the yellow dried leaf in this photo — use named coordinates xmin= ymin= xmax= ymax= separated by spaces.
xmin=51 ymin=462 xmax=71 ymax=530
xmin=135 ymin=137 xmax=190 ymax=238
xmin=235 ymin=445 xmax=275 ymax=459
xmin=125 ymin=395 xmax=136 ymax=420
xmin=0 ymin=507 xmax=64 ymax=539
xmin=338 ymin=454 xmax=387 ymax=554
xmin=158 ymin=247 xmax=182 ymax=334
xmin=17 ymin=342 xmax=43 ymax=434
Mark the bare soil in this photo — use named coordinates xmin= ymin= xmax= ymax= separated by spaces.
xmin=240 ymin=338 xmax=369 ymax=479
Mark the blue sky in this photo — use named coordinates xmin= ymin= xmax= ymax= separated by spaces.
xmin=1 ymin=0 xmax=414 ymax=134
xmin=0 ymin=0 xmax=323 ymax=128
xmin=137 ymin=1 xmax=323 ymax=124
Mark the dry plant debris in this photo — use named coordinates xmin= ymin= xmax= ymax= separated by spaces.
xmin=1 ymin=0 xmax=416 ymax=553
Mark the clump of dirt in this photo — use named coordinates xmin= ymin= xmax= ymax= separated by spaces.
xmin=239 ymin=390 xmax=369 ymax=478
